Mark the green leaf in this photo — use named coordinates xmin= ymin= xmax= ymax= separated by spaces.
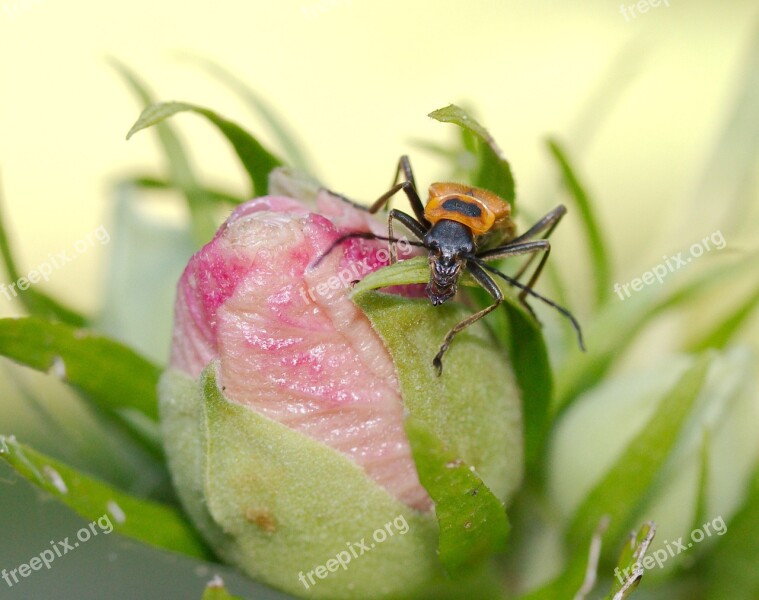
xmin=179 ymin=54 xmax=312 ymax=173
xmin=517 ymin=516 xmax=608 ymax=600
xmin=567 ymin=353 xmax=711 ymax=547
xmin=0 ymin=317 xmax=162 ymax=457
xmin=405 ymin=417 xmax=509 ymax=575
xmin=428 ymin=104 xmax=516 ymax=208
xmin=123 ymin=175 xmax=245 ymax=205
xmin=704 ymin=469 xmax=759 ymax=599
xmin=127 ymin=101 xmax=283 ymax=198
xmin=201 ymin=577 xmax=246 ymax=600
xmin=0 ymin=181 xmax=87 ymax=326
xmin=606 ymin=522 xmax=656 ymax=600
xmin=351 ymin=255 xmax=429 ymax=292
xmin=554 ymin=253 xmax=757 ymax=414
xmin=686 ymin=280 xmax=759 ymax=352
xmin=547 ymin=138 xmax=612 ymax=308
xmin=110 ymin=59 xmax=219 ymax=245
xmin=691 ymin=429 xmax=711 ymax=536
xmin=504 ymin=302 xmax=553 ymax=475
xmin=0 ymin=435 xmax=212 ymax=559
xmin=518 ymin=519 xmax=655 ymax=600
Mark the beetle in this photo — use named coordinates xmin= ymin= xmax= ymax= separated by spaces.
xmin=314 ymin=155 xmax=584 ymax=374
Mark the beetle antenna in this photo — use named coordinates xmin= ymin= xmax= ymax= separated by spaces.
xmin=310 ymin=231 xmax=427 ymax=269
xmin=472 ymin=258 xmax=586 ymax=351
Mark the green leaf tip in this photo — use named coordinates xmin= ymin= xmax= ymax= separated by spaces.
xmin=606 ymin=521 xmax=656 ymax=600
xmin=201 ymin=576 xmax=246 ymax=600
xmin=428 ymin=104 xmax=516 ymax=207
xmin=405 ymin=417 xmax=510 ymax=575
xmin=127 ymin=101 xmax=283 ymax=197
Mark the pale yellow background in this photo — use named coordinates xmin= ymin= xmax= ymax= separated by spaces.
xmin=0 ymin=3 xmax=758 ymax=597
xmin=0 ymin=0 xmax=756 ymax=315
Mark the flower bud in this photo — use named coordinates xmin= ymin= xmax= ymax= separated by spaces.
xmin=159 ymin=189 xmax=523 ymax=599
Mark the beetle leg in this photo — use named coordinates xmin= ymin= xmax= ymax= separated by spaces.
xmin=310 ymin=232 xmax=426 ymax=269
xmin=475 ymin=240 xmax=549 ymax=319
xmin=367 ymin=156 xmax=430 ymax=227
xmin=387 ymin=209 xmax=426 ymax=263
xmin=316 ymin=156 xmax=430 ymax=227
xmin=509 ymin=204 xmax=567 ymax=245
xmin=507 ymin=204 xmax=565 ymax=286
xmin=478 ymin=205 xmax=565 ymax=312
xmin=474 ymin=258 xmax=585 ymax=351
xmin=432 ymin=261 xmax=502 ymax=375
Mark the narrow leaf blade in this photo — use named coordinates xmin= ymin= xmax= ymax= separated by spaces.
xmin=555 ymin=253 xmax=757 ymax=414
xmin=127 ymin=101 xmax=283 ymax=197
xmin=0 ymin=317 xmax=162 ymax=456
xmin=0 ymin=435 xmax=212 ymax=559
xmin=547 ymin=138 xmax=612 ymax=308
xmin=111 ymin=60 xmax=218 ymax=244
xmin=123 ymin=175 xmax=245 ymax=206
xmin=503 ymin=302 xmax=553 ymax=474
xmin=704 ymin=475 xmax=759 ymax=600
xmin=0 ymin=317 xmax=160 ymax=418
xmin=686 ymin=280 xmax=759 ymax=352
xmin=567 ymin=354 xmax=711 ymax=546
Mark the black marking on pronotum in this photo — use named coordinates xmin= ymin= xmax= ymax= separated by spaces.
xmin=441 ymin=198 xmax=482 ymax=217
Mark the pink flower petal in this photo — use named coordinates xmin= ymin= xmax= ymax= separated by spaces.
xmin=170 ymin=196 xmax=431 ymax=510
